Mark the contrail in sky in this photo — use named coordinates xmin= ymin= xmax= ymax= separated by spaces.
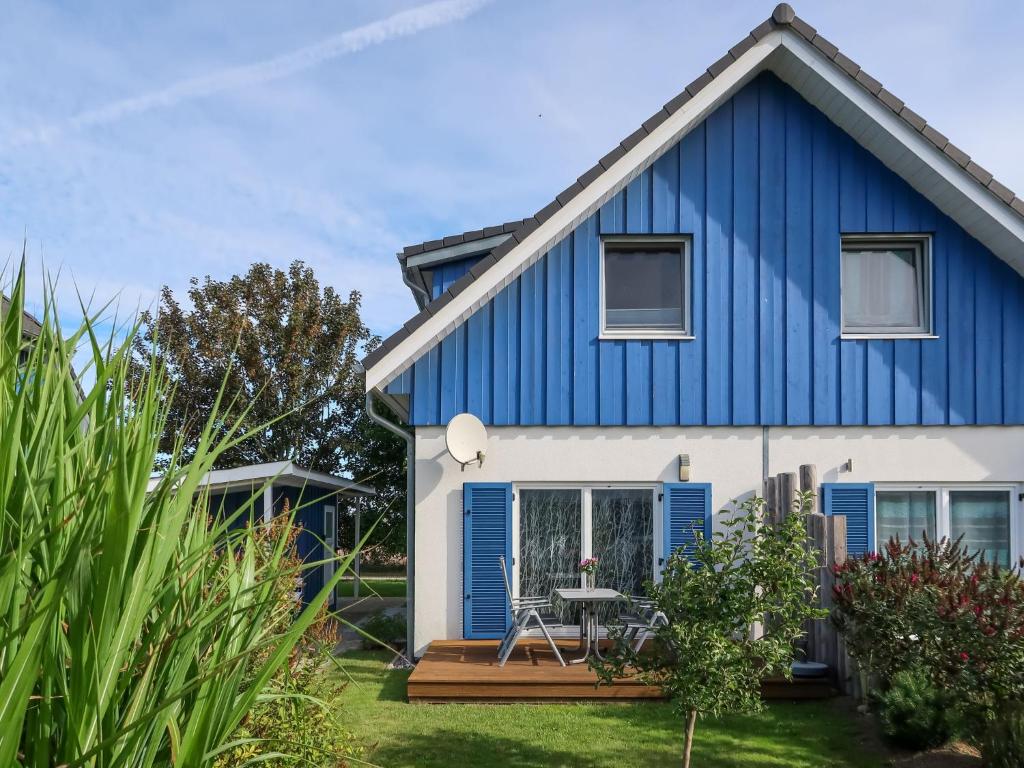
xmin=16 ymin=0 xmax=490 ymax=145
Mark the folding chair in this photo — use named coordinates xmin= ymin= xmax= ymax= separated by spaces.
xmin=618 ymin=596 xmax=668 ymax=653
xmin=496 ymin=555 xmax=566 ymax=667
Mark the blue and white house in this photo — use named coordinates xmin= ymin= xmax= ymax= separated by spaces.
xmin=364 ymin=4 xmax=1024 ymax=657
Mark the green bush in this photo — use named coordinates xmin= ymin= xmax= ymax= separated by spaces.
xmin=871 ymin=666 xmax=960 ymax=749
xmin=360 ymin=612 xmax=407 ymax=649
xmin=982 ymin=704 xmax=1024 ymax=768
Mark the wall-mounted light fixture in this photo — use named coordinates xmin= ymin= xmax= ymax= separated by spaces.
xmin=679 ymin=454 xmax=691 ymax=482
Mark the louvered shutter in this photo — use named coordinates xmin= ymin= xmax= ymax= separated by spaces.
xmin=462 ymin=483 xmax=512 ymax=639
xmin=823 ymin=483 xmax=875 ymax=557
xmin=662 ymin=483 xmax=712 ymax=569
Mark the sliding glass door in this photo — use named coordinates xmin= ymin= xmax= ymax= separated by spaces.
xmin=875 ymin=485 xmax=1014 ymax=566
xmin=516 ymin=486 xmax=656 ymax=624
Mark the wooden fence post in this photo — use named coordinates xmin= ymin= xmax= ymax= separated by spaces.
xmin=779 ymin=472 xmax=797 ymax=524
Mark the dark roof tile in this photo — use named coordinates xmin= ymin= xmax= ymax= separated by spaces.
xmin=664 ymin=89 xmax=692 ymax=114
xmin=922 ymin=124 xmax=950 ymax=150
xmin=707 ymin=52 xmax=734 ymax=79
xmin=483 ymin=225 xmax=504 ymax=237
xmin=426 ymin=290 xmax=454 ymax=314
xmin=729 ymin=35 xmax=757 ymax=60
xmin=556 ymin=182 xmax=584 ymax=207
xmin=442 ymin=234 xmax=465 ymax=247
xmin=685 ymin=71 xmax=713 ymax=96
xmin=469 ymin=253 xmax=498 ymax=277
xmin=772 ymin=3 xmax=795 ymax=23
xmin=989 ymin=179 xmax=1015 ymax=204
xmin=899 ymin=106 xmax=927 ymax=132
xmin=463 ymin=228 xmax=484 ymax=241
xmin=620 ymin=126 xmax=649 ymax=152
xmin=810 ymin=34 xmax=839 ymax=59
xmin=966 ymin=161 xmax=993 ymax=186
xmin=790 ymin=16 xmax=816 ymax=40
xmin=750 ymin=19 xmax=776 ymax=40
xmin=422 ymin=238 xmax=443 ymax=251
xmin=534 ymin=200 xmax=562 ymax=224
xmin=599 ymin=144 xmax=627 ymax=170
xmin=577 ymin=163 xmax=605 ymax=188
xmin=833 ymin=52 xmax=860 ymax=78
xmin=854 ymin=69 xmax=883 ymax=95
xmin=1012 ymin=198 xmax=1024 ymax=216
xmin=402 ymin=312 xmax=429 ymax=335
xmin=642 ymin=108 xmax=671 ymax=134
xmin=877 ymin=88 xmax=904 ymax=113
xmin=943 ymin=142 xmax=970 ymax=167
xmin=447 ymin=272 xmax=476 ymax=297
xmin=490 ymin=238 xmax=516 ymax=262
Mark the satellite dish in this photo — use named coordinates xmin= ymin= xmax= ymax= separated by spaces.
xmin=445 ymin=413 xmax=487 ymax=472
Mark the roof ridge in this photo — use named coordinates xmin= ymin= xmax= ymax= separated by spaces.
xmin=365 ymin=3 xmax=1024 ymax=373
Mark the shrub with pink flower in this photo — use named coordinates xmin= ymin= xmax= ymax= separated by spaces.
xmin=579 ymin=557 xmax=599 ymax=575
xmin=831 ymin=534 xmax=1024 ymax=746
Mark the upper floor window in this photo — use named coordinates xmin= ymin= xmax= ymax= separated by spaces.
xmin=841 ymin=235 xmax=932 ymax=336
xmin=601 ymin=236 xmax=691 ymax=338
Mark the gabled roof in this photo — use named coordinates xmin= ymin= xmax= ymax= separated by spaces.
xmin=399 ymin=220 xmax=527 ymax=309
xmin=1 ymin=296 xmax=43 ymax=339
xmin=364 ymin=2 xmax=1024 ymax=392
xmin=147 ymin=460 xmax=376 ymax=496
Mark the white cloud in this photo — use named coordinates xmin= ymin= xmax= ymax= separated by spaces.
xmin=9 ymin=0 xmax=491 ymax=146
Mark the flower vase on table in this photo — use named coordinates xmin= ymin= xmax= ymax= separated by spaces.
xmin=580 ymin=557 xmax=598 ymax=592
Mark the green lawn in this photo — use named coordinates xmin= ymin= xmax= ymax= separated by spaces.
xmin=335 ymin=651 xmax=885 ymax=768
xmin=337 ymin=578 xmax=406 ymax=598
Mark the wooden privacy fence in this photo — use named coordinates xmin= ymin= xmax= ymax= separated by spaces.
xmin=764 ymin=464 xmax=859 ymax=697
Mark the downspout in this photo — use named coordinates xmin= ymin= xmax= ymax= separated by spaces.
xmin=365 ymin=389 xmax=416 ymax=659
xmin=399 ymin=254 xmax=432 ymax=309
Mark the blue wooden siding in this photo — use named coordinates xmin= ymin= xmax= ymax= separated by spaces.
xmin=392 ymin=73 xmax=1024 ymax=427
xmin=428 ymin=257 xmax=482 ymax=300
xmin=274 ymin=484 xmax=339 ymax=604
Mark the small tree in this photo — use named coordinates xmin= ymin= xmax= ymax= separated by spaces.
xmin=592 ymin=494 xmax=824 ymax=768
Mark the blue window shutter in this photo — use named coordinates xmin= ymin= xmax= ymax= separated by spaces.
xmin=823 ymin=483 xmax=875 ymax=556
xmin=462 ymin=483 xmax=512 ymax=639
xmin=662 ymin=483 xmax=712 ymax=567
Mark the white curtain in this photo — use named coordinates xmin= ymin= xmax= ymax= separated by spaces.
xmin=842 ymin=247 xmax=921 ymax=329
xmin=876 ymin=490 xmax=935 ymax=548
xmin=950 ymin=491 xmax=1010 ymax=567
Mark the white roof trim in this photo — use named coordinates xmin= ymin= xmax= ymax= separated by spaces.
xmin=147 ymin=460 xmax=376 ymax=496
xmin=365 ymin=27 xmax=1024 ymax=393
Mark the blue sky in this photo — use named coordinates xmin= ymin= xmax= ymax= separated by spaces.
xmin=2 ymin=0 xmax=1022 ymax=339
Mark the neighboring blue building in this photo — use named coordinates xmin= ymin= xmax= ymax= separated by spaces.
xmin=154 ymin=461 xmax=374 ymax=606
xmin=365 ymin=4 xmax=1024 ymax=656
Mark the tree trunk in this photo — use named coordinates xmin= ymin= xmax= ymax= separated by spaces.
xmin=683 ymin=709 xmax=697 ymax=768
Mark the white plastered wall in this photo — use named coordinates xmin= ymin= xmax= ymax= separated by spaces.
xmin=412 ymin=425 xmax=1024 ymax=656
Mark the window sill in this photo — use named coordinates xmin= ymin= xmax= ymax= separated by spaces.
xmin=599 ymin=333 xmax=696 ymax=341
xmin=840 ymin=333 xmax=940 ymax=340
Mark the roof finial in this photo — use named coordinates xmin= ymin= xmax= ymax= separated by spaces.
xmin=772 ymin=3 xmax=796 ymax=24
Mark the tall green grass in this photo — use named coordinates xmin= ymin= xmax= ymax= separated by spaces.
xmin=0 ymin=268 xmax=356 ymax=766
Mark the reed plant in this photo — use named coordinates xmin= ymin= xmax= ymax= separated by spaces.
xmin=0 ymin=266 xmax=357 ymax=767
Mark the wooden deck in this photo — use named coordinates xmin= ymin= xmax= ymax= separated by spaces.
xmin=407 ymin=640 xmax=835 ymax=702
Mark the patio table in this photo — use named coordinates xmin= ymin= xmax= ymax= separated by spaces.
xmin=554 ymin=587 xmax=625 ymax=664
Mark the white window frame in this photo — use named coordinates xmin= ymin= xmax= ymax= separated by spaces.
xmin=840 ymin=233 xmax=935 ymax=339
xmin=511 ymin=482 xmax=662 ymax=602
xmin=599 ymin=236 xmax=693 ymax=340
xmin=874 ymin=482 xmax=1021 ymax=562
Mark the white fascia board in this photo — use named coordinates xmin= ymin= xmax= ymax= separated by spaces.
xmin=364 ymin=32 xmax=783 ymax=392
xmin=775 ymin=32 xmax=1024 ymax=268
